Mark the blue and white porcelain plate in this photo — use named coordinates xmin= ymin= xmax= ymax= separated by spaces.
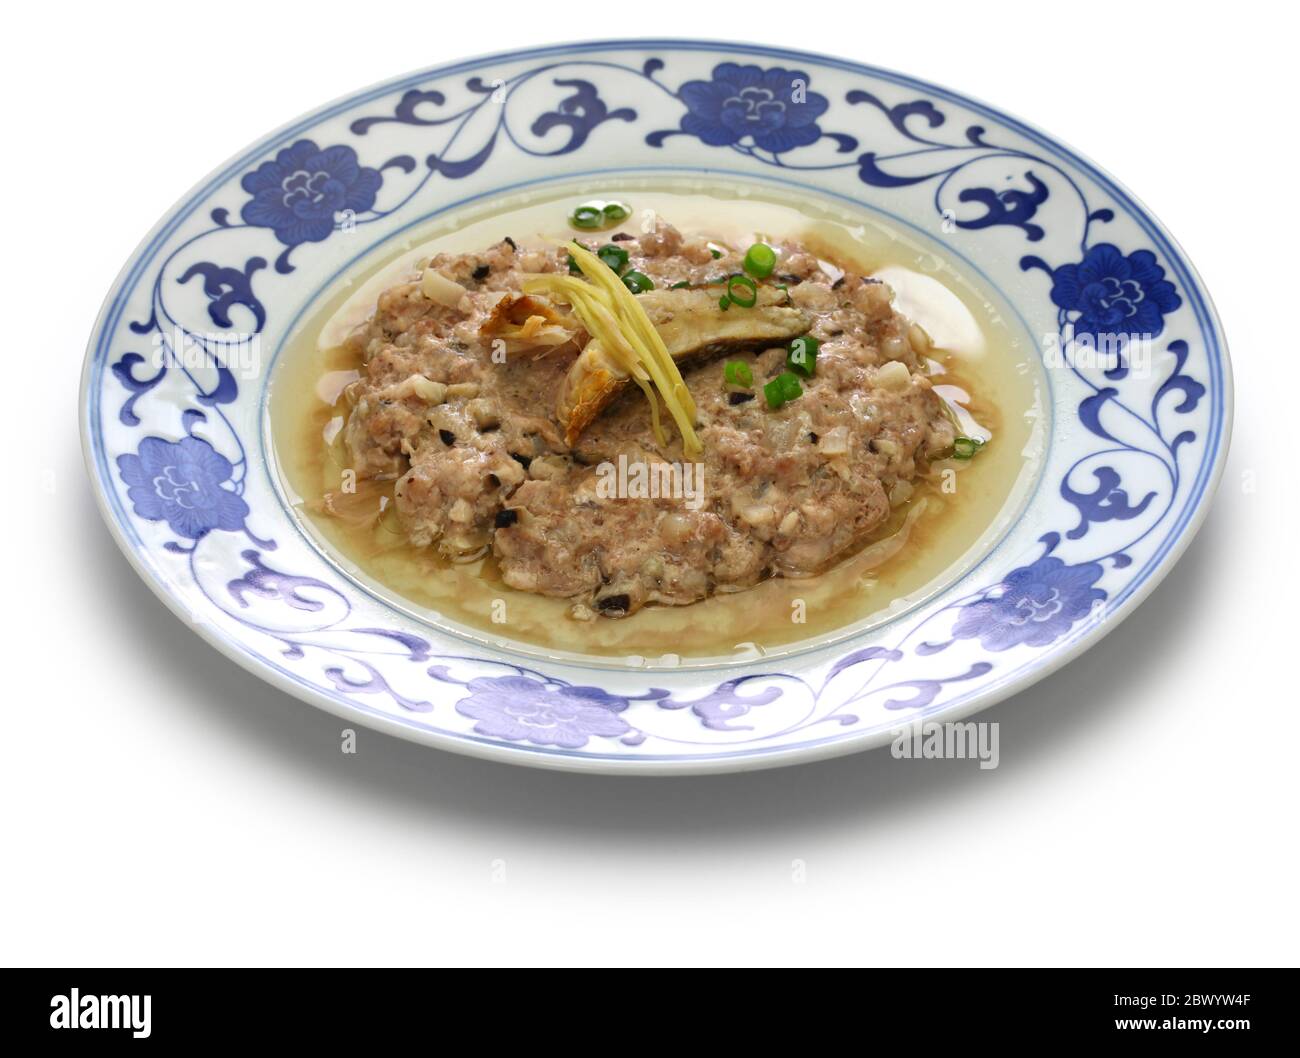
xmin=81 ymin=41 xmax=1231 ymax=774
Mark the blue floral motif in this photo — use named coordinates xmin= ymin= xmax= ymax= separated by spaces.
xmin=1060 ymin=465 xmax=1157 ymax=540
xmin=351 ymin=78 xmax=635 ymax=171
xmin=116 ymin=436 xmax=248 ymax=539
xmin=673 ymin=63 xmax=828 ymax=153
xmin=177 ymin=257 xmax=267 ymax=333
xmin=240 ymin=140 xmax=381 ymax=247
xmin=455 ymin=676 xmax=631 ymax=748
xmin=951 ymin=557 xmax=1106 ymax=651
xmin=1048 ymin=243 xmax=1181 ymax=346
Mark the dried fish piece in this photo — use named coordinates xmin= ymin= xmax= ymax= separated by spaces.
xmin=557 ymin=286 xmax=808 ymax=445
xmin=478 ymin=293 xmax=578 ymax=357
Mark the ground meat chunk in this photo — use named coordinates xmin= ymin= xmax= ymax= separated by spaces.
xmin=338 ymin=221 xmax=959 ymax=611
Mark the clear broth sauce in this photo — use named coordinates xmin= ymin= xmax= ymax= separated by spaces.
xmin=269 ymin=178 xmax=1046 ymax=668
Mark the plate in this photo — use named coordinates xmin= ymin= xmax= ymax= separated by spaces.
xmin=81 ymin=41 xmax=1231 ymax=774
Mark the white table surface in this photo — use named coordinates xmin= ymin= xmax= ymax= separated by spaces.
xmin=4 ymin=0 xmax=1294 ymax=966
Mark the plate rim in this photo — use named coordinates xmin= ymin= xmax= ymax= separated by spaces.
xmin=79 ymin=38 xmax=1234 ymax=775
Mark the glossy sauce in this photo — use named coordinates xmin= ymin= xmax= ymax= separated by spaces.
xmin=268 ymin=178 xmax=1046 ymax=668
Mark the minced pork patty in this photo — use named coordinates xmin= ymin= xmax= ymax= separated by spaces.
xmin=336 ymin=221 xmax=957 ymax=618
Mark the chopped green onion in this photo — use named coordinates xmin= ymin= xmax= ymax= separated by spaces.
xmin=764 ymin=371 xmax=804 ymax=409
xmin=711 ymin=248 xmax=723 ymax=259
xmin=726 ymin=274 xmax=758 ymax=308
xmin=571 ymin=204 xmax=603 ymax=230
xmin=787 ymin=335 xmax=820 ymax=377
xmin=669 ymin=280 xmax=691 ymax=289
xmin=724 ymin=361 xmax=754 ymax=387
xmin=569 ymin=200 xmax=631 ymax=231
xmin=597 ymin=243 xmax=629 ymax=274
xmin=567 ymin=253 xmax=583 ymax=275
xmin=743 ymin=242 xmax=776 ymax=278
xmin=621 ymin=270 xmax=654 ymax=294
xmin=952 ymin=436 xmax=985 ymax=460
xmin=719 ymin=294 xmax=730 ymax=310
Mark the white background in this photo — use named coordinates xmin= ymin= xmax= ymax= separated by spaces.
xmin=3 ymin=1 xmax=1295 ymax=967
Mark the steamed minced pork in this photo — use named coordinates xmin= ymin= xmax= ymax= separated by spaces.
xmin=333 ymin=220 xmax=963 ymax=618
